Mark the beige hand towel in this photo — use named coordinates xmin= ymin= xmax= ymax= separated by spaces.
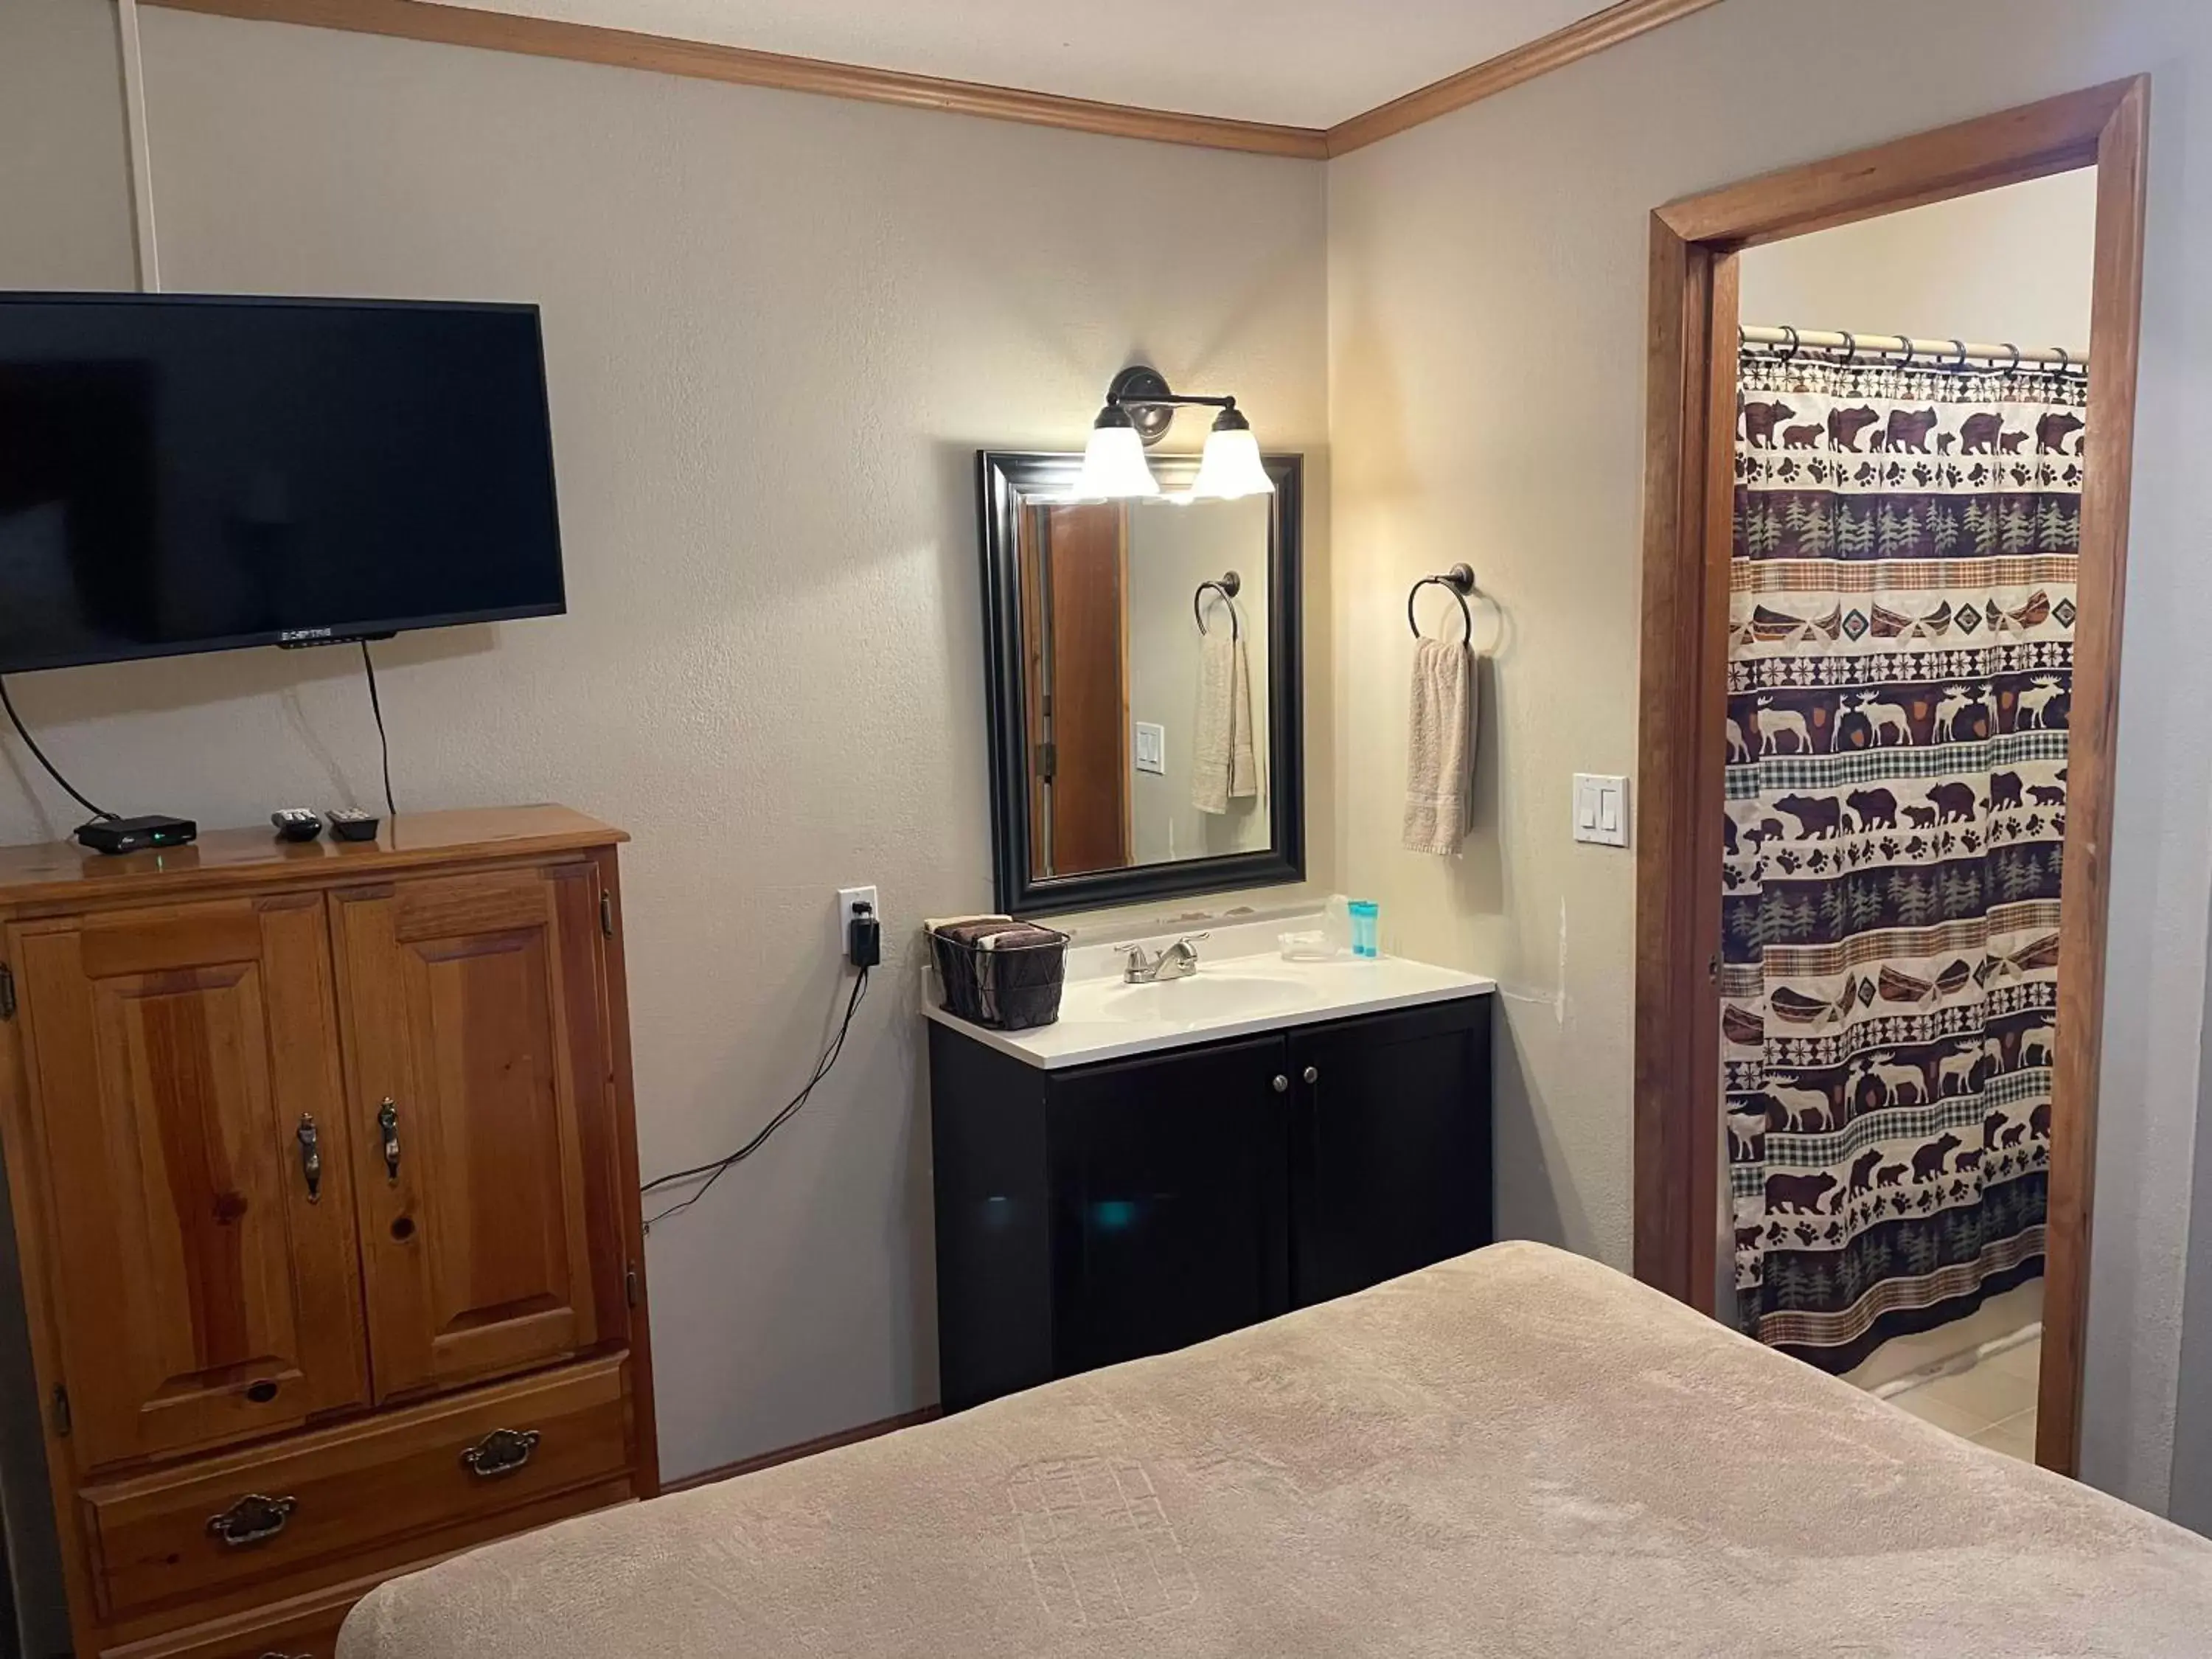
xmin=1402 ymin=636 xmax=1476 ymax=855
xmin=1192 ymin=633 xmax=1260 ymax=814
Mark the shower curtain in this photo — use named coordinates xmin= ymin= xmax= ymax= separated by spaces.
xmin=1724 ymin=341 xmax=2085 ymax=1371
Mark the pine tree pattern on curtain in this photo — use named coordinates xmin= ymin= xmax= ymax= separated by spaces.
xmin=1724 ymin=344 xmax=2084 ymax=1371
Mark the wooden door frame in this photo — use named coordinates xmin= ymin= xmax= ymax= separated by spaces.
xmin=1632 ymin=77 xmax=2149 ymax=1478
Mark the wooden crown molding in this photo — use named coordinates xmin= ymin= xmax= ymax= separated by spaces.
xmin=1323 ymin=0 xmax=1725 ymax=156
xmin=139 ymin=0 xmax=1717 ymax=161
xmin=140 ymin=0 xmax=1332 ymax=158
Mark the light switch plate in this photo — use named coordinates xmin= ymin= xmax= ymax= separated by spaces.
xmin=1573 ymin=775 xmax=1630 ymax=847
xmin=1134 ymin=722 xmax=1166 ymax=776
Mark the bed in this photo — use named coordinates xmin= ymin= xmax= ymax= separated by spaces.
xmin=339 ymin=1242 xmax=2212 ymax=1658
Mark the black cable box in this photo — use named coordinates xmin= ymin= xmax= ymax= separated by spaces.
xmin=77 ymin=815 xmax=199 ymax=856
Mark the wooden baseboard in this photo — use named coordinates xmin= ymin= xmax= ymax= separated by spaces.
xmin=663 ymin=1406 xmax=942 ymax=1494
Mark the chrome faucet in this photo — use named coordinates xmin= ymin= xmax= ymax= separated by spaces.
xmin=1118 ymin=933 xmax=1208 ymax=984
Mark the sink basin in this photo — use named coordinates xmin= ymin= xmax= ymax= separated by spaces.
xmin=1091 ymin=973 xmax=1316 ymax=1026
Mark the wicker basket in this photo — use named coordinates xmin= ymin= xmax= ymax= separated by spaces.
xmin=931 ymin=923 xmax=1071 ymax=1031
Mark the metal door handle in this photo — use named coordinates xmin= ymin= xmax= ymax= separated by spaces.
xmin=461 ymin=1427 xmax=542 ymax=1478
xmin=296 ymin=1114 xmax=321 ymax=1203
xmin=1303 ymin=1066 xmax=1319 ymax=1084
xmin=207 ymin=1492 xmax=296 ymax=1548
xmin=1272 ymin=1074 xmax=1289 ymax=1093
xmin=378 ymin=1098 xmax=400 ymax=1183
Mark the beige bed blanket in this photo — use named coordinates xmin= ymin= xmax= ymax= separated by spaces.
xmin=341 ymin=1243 xmax=2212 ymax=1658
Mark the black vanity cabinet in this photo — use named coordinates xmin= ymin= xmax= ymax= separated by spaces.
xmin=929 ymin=995 xmax=1492 ymax=1411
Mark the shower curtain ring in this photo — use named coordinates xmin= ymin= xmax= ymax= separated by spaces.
xmin=1839 ymin=331 xmax=1858 ymax=366
xmin=2000 ymin=343 xmax=2021 ymax=375
xmin=1780 ymin=324 xmax=1799 ymax=363
xmin=1950 ymin=338 xmax=1969 ymax=370
xmin=1896 ymin=337 xmax=1917 ymax=369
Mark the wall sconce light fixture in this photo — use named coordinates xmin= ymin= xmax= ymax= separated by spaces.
xmin=1073 ymin=364 xmax=1276 ymax=501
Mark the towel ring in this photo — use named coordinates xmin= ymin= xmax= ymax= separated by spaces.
xmin=1193 ymin=571 xmax=1242 ymax=641
xmin=1408 ymin=564 xmax=1477 ymax=643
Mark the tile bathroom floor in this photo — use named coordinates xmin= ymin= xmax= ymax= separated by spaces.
xmin=1883 ymin=1333 xmax=2041 ymax=1461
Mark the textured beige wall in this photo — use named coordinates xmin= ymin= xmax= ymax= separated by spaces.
xmin=1328 ymin=0 xmax=2212 ymax=1514
xmin=0 ymin=6 xmax=1331 ymax=1481
xmin=1739 ymin=168 xmax=2101 ymax=352
xmin=0 ymin=0 xmax=136 ymax=291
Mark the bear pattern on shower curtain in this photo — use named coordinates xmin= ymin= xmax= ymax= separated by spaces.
xmin=1723 ymin=345 xmax=2084 ymax=1372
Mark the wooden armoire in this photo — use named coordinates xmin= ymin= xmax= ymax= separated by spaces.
xmin=0 ymin=806 xmax=658 ymax=1658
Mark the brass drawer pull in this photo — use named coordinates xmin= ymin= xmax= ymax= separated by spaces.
xmin=206 ymin=1492 xmax=296 ymax=1548
xmin=297 ymin=1113 xmax=321 ymax=1203
xmin=378 ymin=1098 xmax=401 ymax=1183
xmin=461 ymin=1427 xmax=542 ymax=1478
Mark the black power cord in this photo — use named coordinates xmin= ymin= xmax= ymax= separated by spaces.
xmin=0 ymin=675 xmax=117 ymax=827
xmin=360 ymin=641 xmax=396 ymax=817
xmin=641 ymin=966 xmax=871 ymax=1232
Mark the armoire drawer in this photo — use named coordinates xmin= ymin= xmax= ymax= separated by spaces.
xmin=101 ymin=1587 xmax=355 ymax=1659
xmin=82 ymin=1355 xmax=630 ymax=1621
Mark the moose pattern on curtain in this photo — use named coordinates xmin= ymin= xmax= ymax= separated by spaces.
xmin=1724 ymin=344 xmax=2084 ymax=1371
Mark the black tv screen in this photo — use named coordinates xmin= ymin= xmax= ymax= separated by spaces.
xmin=0 ymin=293 xmax=565 ymax=675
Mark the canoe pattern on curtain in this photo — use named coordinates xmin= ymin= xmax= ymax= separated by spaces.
xmin=1723 ymin=344 xmax=2085 ymax=1371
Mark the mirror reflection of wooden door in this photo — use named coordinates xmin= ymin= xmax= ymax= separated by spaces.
xmin=1021 ymin=504 xmax=1130 ymax=877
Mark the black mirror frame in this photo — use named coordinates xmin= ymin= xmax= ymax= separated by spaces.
xmin=975 ymin=450 xmax=1305 ymax=917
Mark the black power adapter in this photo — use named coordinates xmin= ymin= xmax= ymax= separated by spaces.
xmin=847 ymin=900 xmax=882 ymax=970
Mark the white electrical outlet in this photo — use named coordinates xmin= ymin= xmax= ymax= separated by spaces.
xmin=837 ymin=886 xmax=879 ymax=955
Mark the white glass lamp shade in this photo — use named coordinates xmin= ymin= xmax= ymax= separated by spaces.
xmin=1073 ymin=409 xmax=1161 ymax=499
xmin=1187 ymin=413 xmax=1274 ymax=500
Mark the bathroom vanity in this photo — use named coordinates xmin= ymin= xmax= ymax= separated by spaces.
xmin=927 ymin=937 xmax=1495 ymax=1411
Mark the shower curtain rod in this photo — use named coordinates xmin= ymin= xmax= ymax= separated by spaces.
xmin=1741 ymin=325 xmax=2083 ymax=370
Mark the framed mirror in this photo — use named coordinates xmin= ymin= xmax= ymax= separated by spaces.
xmin=976 ymin=451 xmax=1304 ymax=915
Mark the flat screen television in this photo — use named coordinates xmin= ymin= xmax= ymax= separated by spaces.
xmin=0 ymin=293 xmax=565 ymax=675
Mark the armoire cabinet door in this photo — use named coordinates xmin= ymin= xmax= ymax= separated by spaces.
xmin=8 ymin=897 xmax=369 ymax=1471
xmin=331 ymin=863 xmax=616 ymax=1402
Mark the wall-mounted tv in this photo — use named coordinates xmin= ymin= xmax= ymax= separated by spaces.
xmin=0 ymin=293 xmax=566 ymax=675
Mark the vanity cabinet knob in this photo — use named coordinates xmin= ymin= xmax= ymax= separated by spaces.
xmin=1304 ymin=1066 xmax=1319 ymax=1085
xmin=1271 ymin=1075 xmax=1289 ymax=1094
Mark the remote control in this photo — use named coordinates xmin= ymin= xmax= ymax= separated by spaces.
xmin=271 ymin=808 xmax=324 ymax=843
xmin=328 ymin=808 xmax=381 ymax=844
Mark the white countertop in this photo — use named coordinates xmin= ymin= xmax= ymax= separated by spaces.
xmin=923 ymin=917 xmax=1495 ymax=1070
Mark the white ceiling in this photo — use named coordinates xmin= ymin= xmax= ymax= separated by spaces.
xmin=439 ymin=0 xmax=1610 ymax=128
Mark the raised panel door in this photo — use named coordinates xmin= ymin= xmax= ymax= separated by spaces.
xmin=9 ymin=897 xmax=368 ymax=1471
xmin=331 ymin=864 xmax=611 ymax=1401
